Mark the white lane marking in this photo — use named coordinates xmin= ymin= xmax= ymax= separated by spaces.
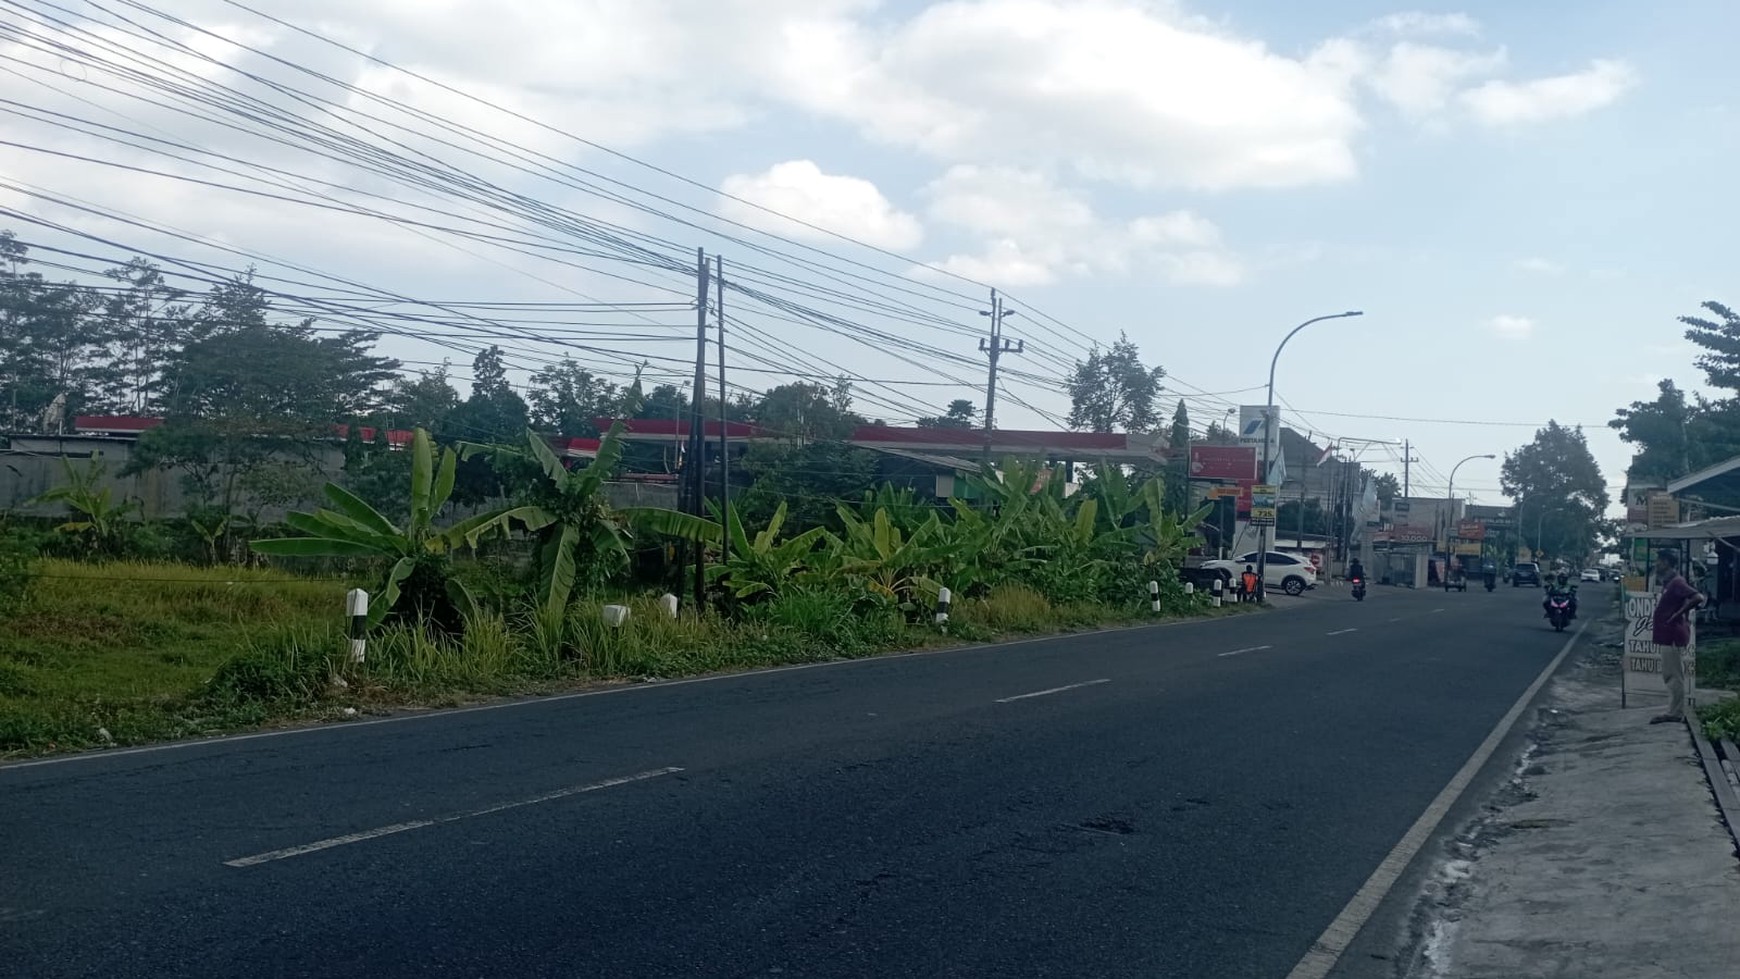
xmin=224 ymin=767 xmax=682 ymax=868
xmin=1388 ymin=617 xmax=1403 ymax=623
xmin=994 ymin=679 xmax=1111 ymax=703
xmin=1217 ymin=645 xmax=1274 ymax=658
xmin=1431 ymin=608 xmax=1446 ymax=614
xmin=1284 ymin=623 xmax=1587 ymax=979
xmin=1326 ymin=628 xmax=1358 ymax=636
xmin=4 ymin=615 xmax=1245 ymax=772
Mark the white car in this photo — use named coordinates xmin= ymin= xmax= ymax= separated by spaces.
xmin=1202 ymin=550 xmax=1318 ymax=597
xmin=1580 ymin=569 xmax=1602 ymax=583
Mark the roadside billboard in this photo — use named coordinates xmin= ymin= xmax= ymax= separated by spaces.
xmin=1189 ymin=445 xmax=1257 ymax=481
xmin=1457 ymin=519 xmax=1486 ymax=541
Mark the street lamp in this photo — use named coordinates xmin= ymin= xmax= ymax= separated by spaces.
xmin=1255 ymin=310 xmax=1364 ymax=601
xmin=1446 ymin=453 xmax=1496 ymax=579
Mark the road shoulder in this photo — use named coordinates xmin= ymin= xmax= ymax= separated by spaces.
xmin=1395 ymin=637 xmax=1740 ymax=978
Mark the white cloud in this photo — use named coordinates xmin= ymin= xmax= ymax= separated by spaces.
xmin=1487 ymin=314 xmax=1536 ymax=340
xmin=1366 ymin=42 xmax=1507 ymax=119
xmin=1371 ymin=12 xmax=1482 ymax=38
xmin=918 ymin=165 xmax=1242 ymax=286
xmin=770 ymin=0 xmax=1366 ymax=192
xmin=1460 ymin=59 xmax=1639 ymax=125
xmin=718 ymin=161 xmax=923 ymax=250
xmin=1513 ymin=256 xmax=1566 ymax=274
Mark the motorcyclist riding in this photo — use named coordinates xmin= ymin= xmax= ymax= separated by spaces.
xmin=1348 ymin=557 xmax=1365 ymax=582
xmin=1543 ymin=571 xmax=1578 ymax=620
xmin=1481 ymin=559 xmax=1498 ymax=589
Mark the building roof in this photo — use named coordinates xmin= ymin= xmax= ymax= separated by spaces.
xmin=1667 ymin=455 xmax=1740 ymax=498
xmin=72 ymin=415 xmax=161 ymax=433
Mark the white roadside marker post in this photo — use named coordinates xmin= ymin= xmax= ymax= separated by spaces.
xmin=1149 ymin=580 xmax=1162 ymax=613
xmin=659 ymin=593 xmax=679 ymax=619
xmin=345 ymin=588 xmax=368 ymax=664
xmin=602 ymin=605 xmax=631 ymax=629
xmin=935 ymin=587 xmax=951 ymax=633
xmin=1211 ymin=577 xmax=1223 ymax=608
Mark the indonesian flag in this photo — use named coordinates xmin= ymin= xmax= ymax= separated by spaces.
xmin=1315 ymin=442 xmax=1337 ymax=467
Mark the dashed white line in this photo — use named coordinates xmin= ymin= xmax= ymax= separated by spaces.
xmin=224 ymin=766 xmax=683 ymax=868
xmin=1217 ymin=645 xmax=1274 ymax=658
xmin=1431 ymin=608 xmax=1446 ymax=614
xmin=994 ymin=678 xmax=1111 ymax=703
xmin=1388 ymin=617 xmax=1403 ymax=623
xmin=1326 ymin=628 xmax=1358 ymax=636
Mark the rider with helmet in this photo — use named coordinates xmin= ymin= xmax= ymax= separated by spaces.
xmin=1543 ymin=570 xmax=1578 ymax=620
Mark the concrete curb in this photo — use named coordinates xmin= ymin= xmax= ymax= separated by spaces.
xmin=1686 ymin=715 xmax=1740 ymax=856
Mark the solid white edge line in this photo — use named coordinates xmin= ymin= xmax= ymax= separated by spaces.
xmin=2 ymin=615 xmax=1246 ymax=772
xmin=1217 ymin=645 xmax=1274 ymax=658
xmin=994 ymin=678 xmax=1112 ymax=703
xmin=1326 ymin=628 xmax=1359 ymax=636
xmin=224 ymin=767 xmax=683 ymax=868
xmin=1282 ymin=622 xmax=1587 ymax=979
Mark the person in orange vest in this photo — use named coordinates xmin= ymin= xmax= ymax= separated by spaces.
xmin=1240 ymin=565 xmax=1260 ymax=602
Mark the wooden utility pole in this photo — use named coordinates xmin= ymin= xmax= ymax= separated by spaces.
xmin=688 ymin=247 xmax=710 ymax=612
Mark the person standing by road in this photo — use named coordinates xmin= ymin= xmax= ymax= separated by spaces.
xmin=1651 ymin=548 xmax=1705 ymax=725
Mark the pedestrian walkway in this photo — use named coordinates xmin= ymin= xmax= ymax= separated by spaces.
xmin=1407 ymin=641 xmax=1740 ymax=978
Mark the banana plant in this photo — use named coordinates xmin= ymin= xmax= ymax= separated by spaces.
xmin=832 ymin=505 xmax=946 ymax=609
xmin=1123 ymin=477 xmax=1214 ymax=569
xmin=27 ymin=453 xmax=137 ymax=557
xmin=458 ymin=424 xmax=717 ymax=617
xmin=252 ymin=428 xmax=488 ymax=628
xmin=705 ymin=500 xmax=831 ymax=600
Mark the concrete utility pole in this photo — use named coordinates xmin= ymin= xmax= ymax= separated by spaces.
xmin=1402 ymin=439 xmax=1418 ymax=499
xmin=715 ymin=254 xmax=728 ymax=567
xmin=688 ymin=247 xmax=710 ymax=612
xmin=978 ymin=289 xmax=1022 ymax=443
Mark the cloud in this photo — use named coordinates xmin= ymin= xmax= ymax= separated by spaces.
xmin=1366 ymin=42 xmax=1507 ymax=119
xmin=918 ymin=165 xmax=1242 ymax=286
xmin=1460 ymin=59 xmax=1639 ymax=125
xmin=1487 ymin=314 xmax=1536 ymax=340
xmin=718 ymin=161 xmax=923 ymax=250
xmin=770 ymin=0 xmax=1366 ymax=192
xmin=1370 ymin=12 xmax=1482 ymax=38
xmin=1512 ymin=256 xmax=1565 ymax=274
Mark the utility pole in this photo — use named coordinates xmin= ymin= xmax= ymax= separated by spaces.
xmin=715 ymin=254 xmax=729 ymax=567
xmin=688 ymin=247 xmax=710 ymax=613
xmin=1402 ymin=438 xmax=1418 ymax=499
xmin=978 ymin=289 xmax=1022 ymax=448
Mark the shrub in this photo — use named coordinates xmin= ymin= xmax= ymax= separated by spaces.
xmin=0 ymin=524 xmax=42 ymax=619
xmin=960 ymin=583 xmax=1055 ymax=634
xmin=204 ymin=624 xmax=340 ymax=707
xmin=1699 ymin=697 xmax=1740 ymax=742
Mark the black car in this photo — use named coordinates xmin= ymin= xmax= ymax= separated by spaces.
xmin=1512 ymin=562 xmax=1541 ymax=587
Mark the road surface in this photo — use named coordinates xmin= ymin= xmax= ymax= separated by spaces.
xmin=1 ymin=583 xmax=1578 ymax=978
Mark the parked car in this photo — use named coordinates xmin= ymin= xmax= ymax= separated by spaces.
xmin=1512 ymin=562 xmax=1542 ymax=587
xmin=1202 ymin=550 xmax=1318 ymax=596
xmin=1580 ymin=568 xmax=1602 ymax=583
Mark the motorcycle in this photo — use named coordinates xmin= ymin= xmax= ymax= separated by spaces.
xmin=1546 ymin=594 xmax=1573 ymax=632
xmin=1351 ymin=575 xmax=1366 ymax=602
xmin=1484 ymin=573 xmax=1497 ymax=592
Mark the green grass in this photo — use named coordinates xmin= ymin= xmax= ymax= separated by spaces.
xmin=1697 ymin=638 xmax=1740 ymax=693
xmin=0 ymin=560 xmax=344 ymax=751
xmin=1 ymin=559 xmax=1236 ymax=758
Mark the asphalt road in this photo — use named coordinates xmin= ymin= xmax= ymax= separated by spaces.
xmin=0 ymin=582 xmax=1579 ymax=978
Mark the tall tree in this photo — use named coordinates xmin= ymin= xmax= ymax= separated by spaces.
xmin=528 ymin=357 xmax=618 ymax=436
xmin=101 ymin=257 xmax=189 ymax=413
xmin=0 ymin=232 xmax=117 ymax=430
xmin=1682 ymin=301 xmax=1740 ymax=393
xmin=1066 ymin=333 xmax=1165 ymax=433
xmin=1610 ymin=379 xmax=1692 ymax=479
xmin=1500 ymin=421 xmax=1610 ymax=561
xmin=386 ymin=364 xmax=461 ymax=432
xmin=1165 ymin=399 xmax=1191 ymax=512
xmin=1372 ymin=472 xmax=1401 ymax=504
xmin=441 ymin=346 xmax=530 ymax=505
xmin=750 ymin=380 xmax=863 ymax=442
xmin=915 ymin=399 xmax=976 ymax=429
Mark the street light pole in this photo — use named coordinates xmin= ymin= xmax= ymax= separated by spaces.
xmin=1446 ymin=453 xmax=1496 ymax=580
xmin=1256 ymin=310 xmax=1364 ymax=602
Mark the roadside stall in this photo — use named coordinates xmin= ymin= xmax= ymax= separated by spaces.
xmin=1616 ymin=517 xmax=1740 ymax=708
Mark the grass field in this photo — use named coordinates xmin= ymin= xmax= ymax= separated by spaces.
xmin=0 ymin=561 xmax=1241 ymax=757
